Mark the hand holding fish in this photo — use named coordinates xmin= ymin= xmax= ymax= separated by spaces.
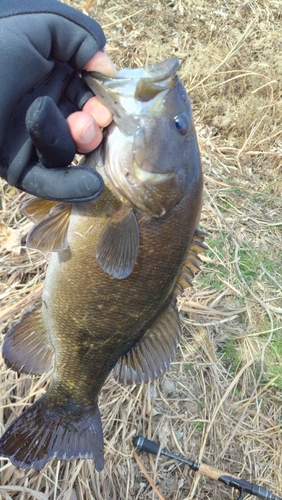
xmin=0 ymin=0 xmax=115 ymax=202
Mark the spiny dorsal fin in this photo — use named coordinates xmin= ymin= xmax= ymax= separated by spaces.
xmin=175 ymin=228 xmax=207 ymax=295
xmin=26 ymin=203 xmax=71 ymax=252
xmin=189 ymin=228 xmax=207 ymax=255
xmin=95 ymin=207 xmax=139 ymax=279
xmin=3 ymin=306 xmax=54 ymax=375
xmin=113 ymin=300 xmax=181 ymax=384
xmin=22 ymin=197 xmax=61 ymax=222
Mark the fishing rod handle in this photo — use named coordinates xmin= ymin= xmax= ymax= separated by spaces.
xmin=219 ymin=476 xmax=282 ymax=500
xmin=134 ymin=436 xmax=200 ymax=471
xmin=199 ymin=462 xmax=235 ymax=481
xmin=134 ymin=436 xmax=282 ymax=500
xmin=134 ymin=436 xmax=160 ymax=455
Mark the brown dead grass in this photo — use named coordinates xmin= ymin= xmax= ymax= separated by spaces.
xmin=1 ymin=0 xmax=282 ymax=498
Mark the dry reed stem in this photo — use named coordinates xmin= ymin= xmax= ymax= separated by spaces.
xmin=133 ymin=452 xmax=167 ymax=500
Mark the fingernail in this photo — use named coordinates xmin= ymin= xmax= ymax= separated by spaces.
xmin=80 ymin=119 xmax=96 ymax=143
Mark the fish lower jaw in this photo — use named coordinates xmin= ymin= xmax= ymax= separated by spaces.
xmin=133 ymin=161 xmax=172 ymax=184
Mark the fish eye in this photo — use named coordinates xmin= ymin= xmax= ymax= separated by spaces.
xmin=174 ymin=113 xmax=190 ymax=135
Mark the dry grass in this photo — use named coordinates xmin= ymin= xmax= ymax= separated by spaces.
xmin=1 ymin=0 xmax=282 ymax=498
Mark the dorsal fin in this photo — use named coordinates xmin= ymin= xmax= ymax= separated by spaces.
xmin=26 ymin=203 xmax=72 ymax=252
xmin=113 ymin=300 xmax=181 ymax=384
xmin=95 ymin=206 xmax=139 ymax=279
xmin=3 ymin=305 xmax=54 ymax=375
xmin=22 ymin=197 xmax=61 ymax=222
xmin=174 ymin=228 xmax=207 ymax=295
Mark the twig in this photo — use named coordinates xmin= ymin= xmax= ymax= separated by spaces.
xmin=103 ymin=8 xmax=146 ymax=28
xmin=0 ymin=283 xmax=42 ymax=322
xmin=85 ymin=0 xmax=94 ymax=12
xmin=133 ymin=450 xmax=167 ymax=500
xmin=260 ymin=263 xmax=282 ymax=290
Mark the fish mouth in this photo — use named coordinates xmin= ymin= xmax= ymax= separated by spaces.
xmin=82 ymin=58 xmax=179 ymax=99
xmin=134 ymin=59 xmax=179 ymax=101
xmin=82 ymin=59 xmax=180 ymax=136
xmin=133 ymin=161 xmax=172 ymax=184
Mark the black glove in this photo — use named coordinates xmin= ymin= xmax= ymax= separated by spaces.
xmin=0 ymin=0 xmax=106 ymax=202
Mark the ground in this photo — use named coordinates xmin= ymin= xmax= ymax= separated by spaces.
xmin=0 ymin=0 xmax=281 ymax=499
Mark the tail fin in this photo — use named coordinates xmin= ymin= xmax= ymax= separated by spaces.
xmin=0 ymin=396 xmax=104 ymax=471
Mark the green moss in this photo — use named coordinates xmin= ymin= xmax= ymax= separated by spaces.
xmin=184 ymin=363 xmax=192 ymax=372
xmin=219 ymin=338 xmax=241 ymax=376
xmin=192 ymin=421 xmax=204 ymax=433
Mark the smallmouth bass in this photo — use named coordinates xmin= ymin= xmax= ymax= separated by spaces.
xmin=0 ymin=58 xmax=205 ymax=471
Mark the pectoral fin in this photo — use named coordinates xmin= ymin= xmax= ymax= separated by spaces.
xmin=22 ymin=197 xmax=61 ymax=222
xmin=26 ymin=203 xmax=71 ymax=252
xmin=3 ymin=306 xmax=54 ymax=375
xmin=95 ymin=207 xmax=139 ymax=279
xmin=113 ymin=300 xmax=181 ymax=384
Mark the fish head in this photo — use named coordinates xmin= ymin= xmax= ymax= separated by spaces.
xmin=83 ymin=59 xmax=201 ymax=216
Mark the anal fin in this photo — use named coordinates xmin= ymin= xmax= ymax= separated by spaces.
xmin=113 ymin=300 xmax=181 ymax=384
xmin=95 ymin=207 xmax=139 ymax=279
xmin=3 ymin=306 xmax=54 ymax=375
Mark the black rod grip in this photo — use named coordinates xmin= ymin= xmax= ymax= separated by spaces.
xmin=219 ymin=476 xmax=282 ymax=500
xmin=134 ymin=437 xmax=160 ymax=456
